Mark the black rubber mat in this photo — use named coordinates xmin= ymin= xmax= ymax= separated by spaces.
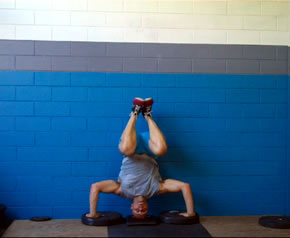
xmin=108 ymin=223 xmax=212 ymax=237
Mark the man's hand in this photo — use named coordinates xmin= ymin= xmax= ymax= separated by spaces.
xmin=179 ymin=212 xmax=196 ymax=217
xmin=86 ymin=212 xmax=101 ymax=219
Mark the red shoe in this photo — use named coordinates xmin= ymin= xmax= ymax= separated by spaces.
xmin=142 ymin=98 xmax=153 ymax=117
xmin=131 ymin=97 xmax=144 ymax=116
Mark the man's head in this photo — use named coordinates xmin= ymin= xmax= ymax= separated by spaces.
xmin=131 ymin=196 xmax=148 ymax=219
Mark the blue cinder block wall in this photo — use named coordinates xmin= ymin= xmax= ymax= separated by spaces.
xmin=0 ymin=41 xmax=289 ymax=219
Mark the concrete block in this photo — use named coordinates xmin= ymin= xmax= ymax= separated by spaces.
xmin=176 ymin=74 xmax=208 ymax=88
xmin=107 ymin=73 xmax=142 ymax=87
xmin=54 ymin=177 xmax=89 ymax=191
xmin=123 ymin=58 xmax=157 ymax=72
xmin=52 ymin=118 xmax=86 ymax=131
xmin=16 ymin=56 xmax=51 ymax=71
xmin=158 ymin=59 xmax=192 ymax=73
xmin=35 ymin=72 xmax=70 ymax=86
xmin=0 ymin=102 xmax=33 ymax=116
xmin=72 ymin=162 xmax=107 ymax=176
xmin=142 ymin=43 xmax=195 ymax=58
xmin=244 ymin=104 xmax=276 ymax=118
xmin=0 ymin=118 xmax=14 ymax=131
xmin=244 ymin=16 xmax=276 ymax=31
xmin=0 ymin=86 xmax=15 ymax=100
xmin=52 ymin=87 xmax=87 ymax=102
xmin=88 ymin=88 xmax=122 ymax=102
xmin=0 ymin=71 xmax=34 ymax=86
xmin=71 ymin=72 xmax=106 ymax=87
xmin=0 ymin=176 xmax=17 ymax=191
xmin=243 ymin=45 xmax=275 ymax=59
xmin=53 ymin=26 xmax=87 ymax=41
xmin=107 ymin=42 xmax=142 ymax=57
xmin=71 ymin=132 xmax=107 ymax=146
xmin=88 ymin=118 xmax=122 ymax=132
xmin=16 ymin=86 xmax=51 ymax=101
xmin=18 ymin=147 xmax=88 ymax=162
xmin=0 ymin=132 xmax=34 ymax=146
xmin=276 ymin=104 xmax=287 ymax=118
xmin=1 ymin=192 xmax=36 ymax=206
xmin=0 ymin=56 xmax=15 ymax=70
xmin=35 ymin=132 xmax=70 ymax=146
xmin=193 ymin=59 xmax=226 ymax=74
xmin=16 ymin=117 xmax=50 ymax=131
xmin=211 ymin=45 xmax=243 ymax=59
xmin=226 ymin=119 xmax=260 ymax=132
xmin=37 ymin=191 xmax=71 ymax=206
xmin=33 ymin=162 xmax=71 ymax=176
xmin=16 ymin=25 xmax=52 ymax=41
xmin=193 ymin=88 xmax=226 ymax=103
xmin=35 ymin=41 xmax=70 ymax=56
xmin=260 ymin=60 xmax=287 ymax=75
xmin=71 ymin=103 xmax=106 ymax=117
xmin=70 ymin=12 xmax=105 ymax=26
xmin=0 ymin=9 xmax=34 ymax=24
xmin=157 ymin=88 xmax=191 ymax=102
xmin=226 ymin=89 xmax=260 ymax=103
xmin=0 ymin=40 xmax=34 ymax=55
xmin=35 ymin=11 xmax=70 ymax=25
xmin=209 ymin=104 xmax=243 ymax=118
xmin=142 ymin=73 xmax=175 ymax=87
xmin=260 ymin=89 xmax=288 ymax=103
xmin=175 ymin=103 xmax=209 ymax=117
xmin=71 ymin=42 xmax=106 ymax=57
xmin=88 ymin=57 xmax=122 ymax=72
xmin=0 ymin=146 xmax=17 ymax=161
xmin=227 ymin=59 xmax=260 ymax=74
xmin=52 ymin=56 xmax=87 ymax=72
xmin=35 ymin=102 xmax=70 ymax=116
xmin=16 ymin=176 xmax=53 ymax=191
xmin=276 ymin=46 xmax=287 ymax=60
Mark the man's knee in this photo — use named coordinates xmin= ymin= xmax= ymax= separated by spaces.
xmin=119 ymin=143 xmax=135 ymax=156
xmin=152 ymin=142 xmax=167 ymax=157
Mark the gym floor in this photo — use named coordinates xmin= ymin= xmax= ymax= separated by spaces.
xmin=2 ymin=216 xmax=290 ymax=237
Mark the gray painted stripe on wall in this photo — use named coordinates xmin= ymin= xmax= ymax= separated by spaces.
xmin=0 ymin=40 xmax=288 ymax=75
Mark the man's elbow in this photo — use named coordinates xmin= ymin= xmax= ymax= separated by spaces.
xmin=181 ymin=182 xmax=191 ymax=191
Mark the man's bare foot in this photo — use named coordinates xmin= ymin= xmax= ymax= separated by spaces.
xmin=86 ymin=213 xmax=101 ymax=218
xmin=179 ymin=212 xmax=196 ymax=217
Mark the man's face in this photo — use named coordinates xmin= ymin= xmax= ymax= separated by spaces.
xmin=131 ymin=200 xmax=148 ymax=219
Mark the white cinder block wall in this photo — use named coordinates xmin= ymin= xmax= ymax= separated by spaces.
xmin=0 ymin=0 xmax=288 ymax=46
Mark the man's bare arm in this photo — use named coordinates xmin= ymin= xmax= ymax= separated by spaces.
xmin=159 ymin=179 xmax=195 ymax=217
xmin=87 ymin=180 xmax=121 ymax=218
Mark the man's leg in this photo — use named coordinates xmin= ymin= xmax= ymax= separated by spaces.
xmin=145 ymin=116 xmax=167 ymax=156
xmin=143 ymin=98 xmax=167 ymax=156
xmin=119 ymin=114 xmax=137 ymax=156
xmin=119 ymin=98 xmax=143 ymax=156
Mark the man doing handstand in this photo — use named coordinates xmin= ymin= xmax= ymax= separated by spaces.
xmin=86 ymin=98 xmax=196 ymax=219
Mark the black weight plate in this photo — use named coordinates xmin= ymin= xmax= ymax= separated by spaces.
xmin=160 ymin=210 xmax=200 ymax=225
xmin=30 ymin=216 xmax=52 ymax=222
xmin=259 ymin=216 xmax=290 ymax=229
xmin=82 ymin=212 xmax=124 ymax=226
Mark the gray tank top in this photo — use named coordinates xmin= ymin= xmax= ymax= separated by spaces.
xmin=118 ymin=154 xmax=161 ymax=199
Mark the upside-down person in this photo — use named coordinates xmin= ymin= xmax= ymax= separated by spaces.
xmin=86 ymin=98 xmax=197 ymax=219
